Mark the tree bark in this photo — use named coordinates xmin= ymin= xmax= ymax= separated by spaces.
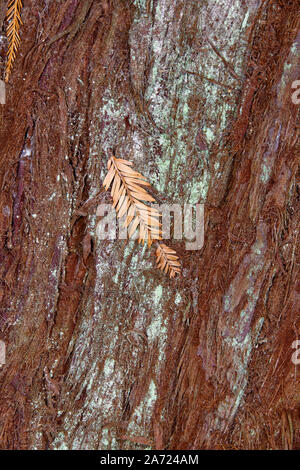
xmin=0 ymin=0 xmax=299 ymax=450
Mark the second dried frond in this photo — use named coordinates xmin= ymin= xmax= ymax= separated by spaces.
xmin=156 ymin=243 xmax=181 ymax=278
xmin=5 ymin=0 xmax=23 ymax=82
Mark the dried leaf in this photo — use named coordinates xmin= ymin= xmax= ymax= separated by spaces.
xmin=156 ymin=243 xmax=181 ymax=278
xmin=103 ymin=155 xmax=161 ymax=245
xmin=5 ymin=1 xmax=23 ymax=82
xmin=102 ymin=155 xmax=181 ymax=279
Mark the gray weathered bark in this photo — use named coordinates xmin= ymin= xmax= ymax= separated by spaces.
xmin=0 ymin=0 xmax=299 ymax=449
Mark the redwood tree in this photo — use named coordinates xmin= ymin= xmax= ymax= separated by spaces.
xmin=0 ymin=0 xmax=299 ymax=450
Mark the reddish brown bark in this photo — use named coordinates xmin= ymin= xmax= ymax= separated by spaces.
xmin=0 ymin=0 xmax=299 ymax=450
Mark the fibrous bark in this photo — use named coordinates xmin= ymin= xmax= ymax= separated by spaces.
xmin=0 ymin=0 xmax=299 ymax=450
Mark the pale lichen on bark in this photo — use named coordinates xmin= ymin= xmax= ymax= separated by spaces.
xmin=50 ymin=0 xmax=264 ymax=450
xmin=1 ymin=0 xmax=298 ymax=451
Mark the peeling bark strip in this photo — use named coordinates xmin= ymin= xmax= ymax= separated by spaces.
xmin=0 ymin=0 xmax=299 ymax=450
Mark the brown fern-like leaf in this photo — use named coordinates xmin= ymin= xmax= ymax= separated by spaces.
xmin=103 ymin=155 xmax=161 ymax=246
xmin=5 ymin=0 xmax=23 ymax=82
xmin=156 ymin=243 xmax=181 ymax=278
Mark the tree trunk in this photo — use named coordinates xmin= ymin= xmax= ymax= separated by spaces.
xmin=0 ymin=0 xmax=299 ymax=450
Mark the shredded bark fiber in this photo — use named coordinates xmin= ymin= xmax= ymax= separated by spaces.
xmin=0 ymin=0 xmax=299 ymax=450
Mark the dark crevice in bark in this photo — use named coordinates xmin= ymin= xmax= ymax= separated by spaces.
xmin=0 ymin=0 xmax=299 ymax=449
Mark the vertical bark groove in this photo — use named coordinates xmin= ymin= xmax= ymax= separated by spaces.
xmin=0 ymin=0 xmax=299 ymax=450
